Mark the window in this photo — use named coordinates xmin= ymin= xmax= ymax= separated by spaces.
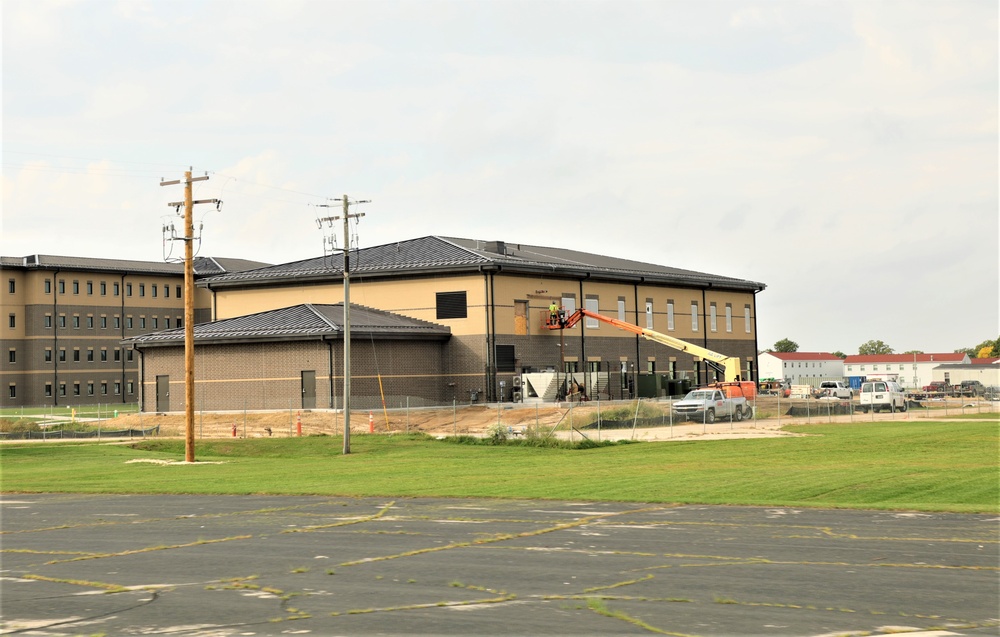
xmin=59 ymin=349 xmax=66 ymax=362
xmin=691 ymin=302 xmax=699 ymax=332
xmin=59 ymin=315 xmax=66 ymax=328
xmin=114 ymin=381 xmax=121 ymax=395
xmin=8 ymin=385 xmax=15 ymax=398
xmin=152 ymin=317 xmax=158 ymax=329
xmin=176 ymin=317 xmax=183 ymax=328
xmin=45 ymin=383 xmax=52 ymax=397
xmin=164 ymin=285 xmax=170 ymax=298
xmin=114 ymin=316 xmax=121 ymax=329
xmin=72 ymin=315 xmax=80 ymax=329
xmin=744 ymin=304 xmax=751 ymax=333
xmin=86 ymin=281 xmax=93 ymax=295
xmin=113 ymin=282 xmax=120 ymax=296
xmin=72 ymin=280 xmax=79 ymax=294
xmin=59 ymin=383 xmax=67 ymax=397
xmin=126 ymin=381 xmax=134 ymax=395
xmin=126 ymin=283 xmax=132 ymax=297
xmin=164 ymin=318 xmax=170 ymax=329
xmin=725 ymin=304 xmax=732 ymax=333
xmin=435 ymin=291 xmax=468 ymax=319
xmin=44 ymin=349 xmax=52 ymax=363
xmin=87 ymin=349 xmax=94 ymax=362
xmin=585 ymin=297 xmax=599 ymax=329
xmin=8 ymin=349 xmax=15 ymax=363
xmin=87 ymin=316 xmax=94 ymax=329
xmin=710 ymin=303 xmax=717 ymax=332
xmin=8 ymin=314 xmax=14 ymax=328
xmin=44 ymin=279 xmax=52 ymax=294
xmin=101 ymin=382 xmax=108 ymax=395
xmin=127 ymin=350 xmax=134 ymax=362
xmin=151 ymin=284 xmax=157 ymax=298
xmin=617 ymin=298 xmax=626 ymax=321
xmin=645 ymin=300 xmax=654 ymax=329
xmin=126 ymin=317 xmax=133 ymax=329
xmin=44 ymin=315 xmax=52 ymax=328
xmin=114 ymin=348 xmax=121 ymax=362
xmin=87 ymin=382 xmax=94 ymax=396
xmin=73 ymin=349 xmax=80 ymax=362
xmin=100 ymin=316 xmax=107 ymax=329
xmin=59 ymin=280 xmax=65 ymax=294
xmin=561 ymin=295 xmax=577 ymax=324
xmin=100 ymin=282 xmax=107 ymax=296
xmin=7 ymin=279 xmax=14 ymax=293
xmin=175 ymin=285 xmax=182 ymax=298
xmin=647 ymin=360 xmax=655 ymax=373
xmin=100 ymin=349 xmax=107 ymax=362
xmin=139 ymin=283 xmax=145 ymax=297
xmin=73 ymin=383 xmax=81 ymax=396
xmin=666 ymin=300 xmax=675 ymax=331
xmin=139 ymin=317 xmax=146 ymax=329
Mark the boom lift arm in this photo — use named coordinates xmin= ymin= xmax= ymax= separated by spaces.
xmin=547 ymin=308 xmax=743 ymax=383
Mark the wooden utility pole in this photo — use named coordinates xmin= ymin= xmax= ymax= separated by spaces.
xmin=161 ymin=170 xmax=217 ymax=463
xmin=316 ymin=194 xmax=368 ymax=454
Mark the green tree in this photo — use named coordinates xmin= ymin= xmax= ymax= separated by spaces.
xmin=955 ymin=336 xmax=999 ymax=357
xmin=772 ymin=338 xmax=799 ymax=353
xmin=858 ymin=339 xmax=893 ymax=355
xmin=831 ymin=351 xmax=846 ymax=359
xmin=902 ymin=350 xmax=924 ymax=355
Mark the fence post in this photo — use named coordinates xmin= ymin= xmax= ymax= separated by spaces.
xmin=406 ymin=396 xmax=410 ymax=434
xmin=597 ymin=397 xmax=601 ymax=442
xmin=453 ymin=399 xmax=457 ymax=437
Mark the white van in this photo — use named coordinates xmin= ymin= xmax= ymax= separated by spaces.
xmin=859 ymin=381 xmax=906 ymax=413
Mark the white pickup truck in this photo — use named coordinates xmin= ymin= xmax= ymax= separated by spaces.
xmin=817 ymin=381 xmax=853 ymax=399
xmin=672 ymin=389 xmax=750 ymax=423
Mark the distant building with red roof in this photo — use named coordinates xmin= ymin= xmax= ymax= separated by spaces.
xmin=843 ymin=353 xmax=970 ymax=389
xmin=758 ymin=352 xmax=845 ymax=385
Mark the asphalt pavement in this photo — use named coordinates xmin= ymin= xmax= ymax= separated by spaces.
xmin=1 ymin=495 xmax=997 ymax=636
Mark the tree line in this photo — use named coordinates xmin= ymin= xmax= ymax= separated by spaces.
xmin=768 ymin=336 xmax=1000 ymax=358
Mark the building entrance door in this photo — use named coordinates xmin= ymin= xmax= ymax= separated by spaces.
xmin=301 ymin=370 xmax=316 ymax=409
xmin=156 ymin=375 xmax=170 ymax=412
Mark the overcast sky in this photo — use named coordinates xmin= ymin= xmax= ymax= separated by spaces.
xmin=3 ymin=0 xmax=997 ymax=355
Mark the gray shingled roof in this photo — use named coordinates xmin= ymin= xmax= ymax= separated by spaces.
xmin=124 ymin=303 xmax=450 ymax=348
xmin=197 ymin=236 xmax=765 ymax=291
xmin=1 ymin=254 xmax=270 ymax=276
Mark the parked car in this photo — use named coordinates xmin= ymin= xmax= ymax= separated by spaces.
xmin=672 ymin=389 xmax=750 ymax=423
xmin=921 ymin=380 xmax=949 ymax=393
xmin=953 ymin=380 xmax=985 ymax=397
xmin=818 ymin=381 xmax=853 ymax=399
xmin=859 ymin=380 xmax=907 ymax=413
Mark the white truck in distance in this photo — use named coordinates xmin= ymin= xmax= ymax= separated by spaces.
xmin=818 ymin=381 xmax=853 ymax=399
xmin=672 ymin=389 xmax=751 ymax=423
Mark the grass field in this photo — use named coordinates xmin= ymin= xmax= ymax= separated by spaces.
xmin=1 ymin=419 xmax=996 ymax=513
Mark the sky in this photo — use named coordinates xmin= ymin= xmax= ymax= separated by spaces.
xmin=2 ymin=0 xmax=997 ymax=355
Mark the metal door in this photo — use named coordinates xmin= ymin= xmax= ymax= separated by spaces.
xmin=301 ymin=370 xmax=316 ymax=409
xmin=156 ymin=375 xmax=170 ymax=412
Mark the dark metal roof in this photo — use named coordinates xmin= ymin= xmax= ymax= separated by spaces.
xmin=1 ymin=254 xmax=270 ymax=277
xmin=197 ymin=236 xmax=765 ymax=291
xmin=124 ymin=303 xmax=451 ymax=348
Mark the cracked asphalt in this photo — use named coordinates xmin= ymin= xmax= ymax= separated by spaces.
xmin=1 ymin=495 xmax=997 ymax=636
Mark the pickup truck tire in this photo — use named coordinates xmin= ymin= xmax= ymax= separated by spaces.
xmin=733 ymin=408 xmax=743 ymax=422
xmin=744 ymin=405 xmax=753 ymax=420
xmin=705 ymin=409 xmax=715 ymax=424
xmin=899 ymin=401 xmax=907 ymax=413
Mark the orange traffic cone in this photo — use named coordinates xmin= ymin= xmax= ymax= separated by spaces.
xmin=369 ymin=411 xmax=374 ymax=433
xmin=296 ymin=411 xmax=302 ymax=436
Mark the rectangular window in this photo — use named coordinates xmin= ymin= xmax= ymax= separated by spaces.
xmin=139 ymin=317 xmax=146 ymax=329
xmin=8 ymin=385 xmax=15 ymax=398
xmin=86 ymin=316 xmax=94 ymax=329
xmin=72 ymin=280 xmax=79 ymax=294
xmin=710 ymin=303 xmax=717 ymax=332
xmin=176 ymin=285 xmax=182 ymax=298
xmin=164 ymin=318 xmax=170 ymax=329
xmin=435 ymin=291 xmax=468 ymax=319
xmin=59 ymin=280 xmax=65 ymax=294
xmin=114 ymin=348 xmax=121 ymax=362
xmin=666 ymin=300 xmax=675 ymax=331
xmin=114 ymin=316 xmax=121 ymax=329
xmin=45 ymin=383 xmax=52 ymax=397
xmin=100 ymin=316 xmax=107 ymax=329
xmin=44 ymin=315 xmax=52 ymax=328
xmin=60 ymin=383 xmax=67 ymax=397
xmin=126 ymin=317 xmax=133 ymax=329
xmin=73 ymin=383 xmax=81 ymax=396
xmin=100 ymin=349 xmax=107 ymax=362
xmin=100 ymin=282 xmax=107 ymax=296
xmin=114 ymin=282 xmax=120 ymax=296
xmin=725 ymin=303 xmax=733 ymax=333
xmin=73 ymin=349 xmax=80 ymax=362
xmin=617 ymin=298 xmax=626 ymax=321
xmin=691 ymin=302 xmax=699 ymax=332
xmin=152 ymin=317 xmax=158 ymax=329
xmin=164 ymin=284 xmax=170 ymax=298
xmin=87 ymin=349 xmax=94 ymax=362
xmin=7 ymin=279 xmax=14 ymax=294
xmin=44 ymin=279 xmax=52 ymax=294
xmin=72 ymin=315 xmax=80 ymax=329
xmin=114 ymin=381 xmax=121 ymax=395
xmin=176 ymin=317 xmax=183 ymax=328
xmin=59 ymin=349 xmax=66 ymax=362
xmin=86 ymin=281 xmax=93 ymax=295
xmin=585 ymin=297 xmax=599 ymax=329
xmin=101 ymin=382 xmax=108 ymax=395
xmin=744 ymin=304 xmax=752 ymax=333
xmin=139 ymin=283 xmax=145 ymax=297
xmin=561 ymin=295 xmax=577 ymax=323
xmin=59 ymin=315 xmax=66 ymax=328
xmin=151 ymin=284 xmax=157 ymax=298
xmin=8 ymin=349 xmax=15 ymax=363
xmin=44 ymin=349 xmax=52 ymax=362
xmin=8 ymin=314 xmax=14 ymax=328
xmin=87 ymin=382 xmax=94 ymax=396
xmin=126 ymin=283 xmax=132 ymax=297
xmin=645 ymin=300 xmax=654 ymax=329
xmin=127 ymin=350 xmax=134 ymax=362
xmin=126 ymin=381 xmax=134 ymax=395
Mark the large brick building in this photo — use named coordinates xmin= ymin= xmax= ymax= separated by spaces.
xmin=127 ymin=236 xmax=765 ymax=411
xmin=0 ymin=254 xmax=267 ymax=408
